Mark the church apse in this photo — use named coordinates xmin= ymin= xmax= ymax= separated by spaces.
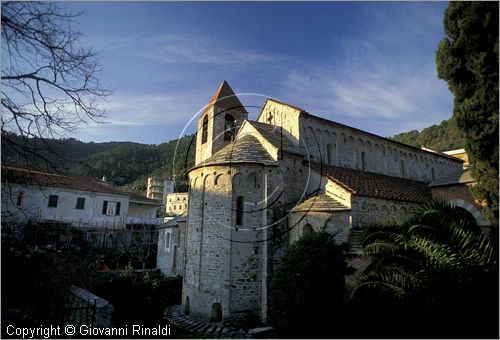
xmin=183 ymin=163 xmax=283 ymax=322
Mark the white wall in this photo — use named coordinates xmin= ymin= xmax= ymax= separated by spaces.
xmin=2 ymin=183 xmax=129 ymax=227
xmin=128 ymin=202 xmax=159 ymax=219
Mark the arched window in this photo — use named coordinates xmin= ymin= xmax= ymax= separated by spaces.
xmin=224 ymin=114 xmax=236 ymax=141
xmin=165 ymin=231 xmax=171 ymax=252
xmin=303 ymin=223 xmax=313 ymax=236
xmin=184 ymin=296 xmax=190 ymax=315
xmin=247 ymin=173 xmax=260 ymax=188
xmin=361 ymin=151 xmax=366 ymax=171
xmin=236 ymin=196 xmax=244 ymax=226
xmin=201 ymin=115 xmax=208 ymax=144
xmin=327 ymin=144 xmax=333 ymax=165
xmin=211 ymin=303 xmax=222 ymax=322
xmin=16 ymin=191 xmax=24 ymax=206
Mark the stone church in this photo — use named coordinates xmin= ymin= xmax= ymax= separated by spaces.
xmin=162 ymin=81 xmax=465 ymax=324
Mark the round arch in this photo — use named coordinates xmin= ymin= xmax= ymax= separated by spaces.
xmin=302 ymin=223 xmax=313 ymax=237
xmin=448 ymin=199 xmax=490 ymax=226
xmin=211 ymin=302 xmax=222 ymax=322
xmin=184 ymin=296 xmax=190 ymax=315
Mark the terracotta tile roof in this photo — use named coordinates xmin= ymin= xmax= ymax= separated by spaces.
xmin=196 ymin=135 xmax=277 ymax=168
xmin=202 ymin=80 xmax=248 ymax=115
xmin=292 ymin=192 xmax=349 ymax=212
xmin=428 ymin=169 xmax=475 ymax=187
xmin=310 ymin=162 xmax=431 ymax=203
xmin=2 ymin=166 xmax=161 ymax=205
xmin=247 ymin=121 xmax=303 ymax=155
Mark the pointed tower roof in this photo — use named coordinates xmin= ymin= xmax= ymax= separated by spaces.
xmin=202 ymin=80 xmax=248 ymax=114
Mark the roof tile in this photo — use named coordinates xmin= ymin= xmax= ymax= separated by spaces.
xmin=292 ymin=192 xmax=349 ymax=212
xmin=198 ymin=135 xmax=277 ymax=167
xmin=202 ymin=80 xmax=248 ymax=115
xmin=247 ymin=121 xmax=303 ymax=155
xmin=310 ymin=162 xmax=431 ymax=203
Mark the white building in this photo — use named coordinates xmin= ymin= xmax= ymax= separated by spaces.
xmin=165 ymin=192 xmax=189 ymax=216
xmin=146 ymin=176 xmax=175 ymax=206
xmin=443 ymin=148 xmax=470 ymax=169
xmin=1 ymin=166 xmax=162 ymax=228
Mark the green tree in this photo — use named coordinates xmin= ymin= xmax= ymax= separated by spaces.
xmin=391 ymin=117 xmax=466 ymax=151
xmin=268 ymin=231 xmax=347 ymax=337
xmin=354 ymin=201 xmax=498 ymax=338
xmin=436 ymin=2 xmax=499 ymax=223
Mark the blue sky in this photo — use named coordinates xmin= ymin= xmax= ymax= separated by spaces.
xmin=65 ymin=1 xmax=453 ymax=145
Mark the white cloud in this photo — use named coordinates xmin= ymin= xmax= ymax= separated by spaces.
xmin=143 ymin=34 xmax=289 ymax=65
xmin=279 ymin=4 xmax=453 ymax=137
xmin=71 ymin=92 xmax=205 ymax=141
xmin=99 ymin=94 xmax=193 ymax=126
xmin=90 ymin=32 xmax=289 ymax=66
xmin=72 ymin=3 xmax=452 ymax=143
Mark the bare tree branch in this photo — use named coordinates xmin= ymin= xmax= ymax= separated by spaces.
xmin=1 ymin=1 xmax=111 ymax=172
xmin=116 ymin=223 xmax=158 ymax=270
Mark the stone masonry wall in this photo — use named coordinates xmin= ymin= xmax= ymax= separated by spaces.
xmin=351 ymin=196 xmax=420 ymax=227
xmin=256 ymin=99 xmax=463 ymax=183
xmin=157 ymin=227 xmax=175 ymax=276
xmin=288 ymin=211 xmax=351 ymax=245
xmin=299 ymin=114 xmax=463 ymax=183
xmin=157 ymin=224 xmax=185 ymax=277
xmin=431 ymin=183 xmax=476 ymax=205
xmin=183 ymin=163 xmax=278 ymax=322
xmin=257 ymin=100 xmax=302 ymax=141
xmin=196 ymin=105 xmax=248 ymax=165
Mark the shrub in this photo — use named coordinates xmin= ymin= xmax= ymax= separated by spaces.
xmin=91 ymin=272 xmax=182 ymax=326
xmin=268 ymin=232 xmax=347 ymax=338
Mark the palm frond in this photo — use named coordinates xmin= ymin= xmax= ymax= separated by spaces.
xmin=407 ymin=235 xmax=460 ymax=270
xmin=362 ymin=241 xmax=401 ymax=256
xmin=352 ymin=280 xmax=407 ymax=299
xmin=356 ymin=199 xmax=497 ymax=304
xmin=355 ymin=265 xmax=423 ymax=299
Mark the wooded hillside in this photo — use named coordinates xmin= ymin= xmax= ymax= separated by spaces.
xmin=391 ymin=117 xmax=465 ymax=151
xmin=1 ymin=133 xmax=195 ymax=193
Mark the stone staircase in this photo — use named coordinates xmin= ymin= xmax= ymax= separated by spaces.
xmin=348 ymin=228 xmax=364 ymax=254
xmin=164 ymin=305 xmax=253 ymax=339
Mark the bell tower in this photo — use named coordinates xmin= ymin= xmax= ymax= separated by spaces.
xmin=195 ymin=81 xmax=248 ymax=165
